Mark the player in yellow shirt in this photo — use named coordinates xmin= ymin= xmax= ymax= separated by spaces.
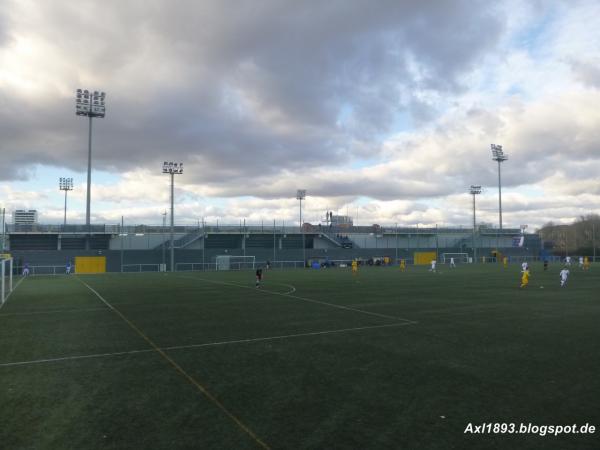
xmin=503 ymin=256 xmax=508 ymax=268
xmin=399 ymin=259 xmax=406 ymax=272
xmin=583 ymin=256 xmax=590 ymax=270
xmin=520 ymin=269 xmax=530 ymax=288
xmin=351 ymin=259 xmax=358 ymax=275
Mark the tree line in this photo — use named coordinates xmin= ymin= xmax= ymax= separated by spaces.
xmin=538 ymin=214 xmax=600 ymax=256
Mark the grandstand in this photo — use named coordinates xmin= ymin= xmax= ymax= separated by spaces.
xmin=3 ymin=222 xmax=542 ymax=273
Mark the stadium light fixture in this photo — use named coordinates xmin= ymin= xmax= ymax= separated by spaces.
xmin=296 ymin=190 xmax=307 ymax=266
xmin=469 ymin=185 xmax=482 ymax=262
xmin=491 ymin=144 xmax=508 ymax=231
xmin=163 ymin=162 xmax=184 ymax=272
xmin=76 ymin=89 xmax=106 ymax=229
xmin=59 ymin=177 xmax=74 ymax=228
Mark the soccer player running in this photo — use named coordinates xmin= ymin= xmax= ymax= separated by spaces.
xmin=449 ymin=257 xmax=456 ymax=268
xmin=559 ymin=267 xmax=570 ymax=287
xmin=399 ymin=259 xmax=406 ymax=272
xmin=520 ymin=268 xmax=530 ymax=288
xmin=579 ymin=256 xmax=584 ymax=269
xmin=351 ymin=259 xmax=358 ymax=276
xmin=255 ymin=267 xmax=263 ymax=288
xmin=429 ymin=259 xmax=437 ymax=272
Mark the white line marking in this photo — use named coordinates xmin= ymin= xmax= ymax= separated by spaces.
xmin=0 ymin=348 xmax=153 ymax=367
xmin=75 ymin=277 xmax=271 ymax=449
xmin=0 ymin=276 xmax=26 ymax=311
xmin=178 ymin=275 xmax=417 ymax=324
xmin=163 ymin=322 xmax=414 ymax=351
xmin=0 ymin=322 xmax=414 ymax=368
xmin=268 ymin=282 xmax=296 ymax=295
xmin=0 ymin=306 xmax=109 ymax=317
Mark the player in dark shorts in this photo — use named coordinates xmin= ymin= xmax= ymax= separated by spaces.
xmin=256 ymin=268 xmax=263 ymax=288
xmin=543 ymin=260 xmax=548 ymax=271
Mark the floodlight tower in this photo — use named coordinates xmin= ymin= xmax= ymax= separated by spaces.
xmin=59 ymin=177 xmax=74 ymax=227
xmin=75 ymin=89 xmax=106 ymax=227
xmin=161 ymin=210 xmax=167 ymax=271
xmin=491 ymin=144 xmax=508 ymax=231
xmin=163 ymin=162 xmax=183 ymax=272
xmin=296 ymin=189 xmax=307 ymax=266
xmin=469 ymin=185 xmax=482 ymax=262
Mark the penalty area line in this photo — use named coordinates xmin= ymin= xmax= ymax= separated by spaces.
xmin=0 ymin=321 xmax=415 ymax=368
xmin=163 ymin=321 xmax=414 ymax=351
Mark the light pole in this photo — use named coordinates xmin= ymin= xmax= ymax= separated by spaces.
xmin=59 ymin=177 xmax=73 ymax=228
xmin=491 ymin=144 xmax=508 ymax=231
xmin=120 ymin=216 xmax=124 ymax=272
xmin=163 ymin=161 xmax=183 ymax=272
xmin=469 ymin=185 xmax=482 ymax=262
xmin=75 ymin=89 xmax=106 ymax=227
xmin=161 ymin=210 xmax=167 ymax=271
xmin=1 ymin=208 xmax=5 ymax=252
xmin=296 ymin=189 xmax=306 ymax=267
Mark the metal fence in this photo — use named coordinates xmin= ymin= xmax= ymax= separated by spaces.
xmin=121 ymin=264 xmax=162 ymax=273
xmin=15 ymin=254 xmax=596 ymax=276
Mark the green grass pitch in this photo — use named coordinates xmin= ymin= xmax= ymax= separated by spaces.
xmin=1 ymin=263 xmax=599 ymax=449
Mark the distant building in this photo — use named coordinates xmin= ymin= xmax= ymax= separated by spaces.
xmin=331 ymin=215 xmax=353 ymax=226
xmin=13 ymin=210 xmax=38 ymax=225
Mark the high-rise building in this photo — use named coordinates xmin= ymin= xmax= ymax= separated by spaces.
xmin=13 ymin=210 xmax=38 ymax=225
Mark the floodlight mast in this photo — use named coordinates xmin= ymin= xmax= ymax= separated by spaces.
xmin=163 ymin=162 xmax=184 ymax=272
xmin=161 ymin=210 xmax=167 ymax=271
xmin=75 ymin=89 xmax=106 ymax=229
xmin=59 ymin=177 xmax=74 ymax=227
xmin=469 ymin=185 xmax=482 ymax=262
xmin=296 ymin=189 xmax=307 ymax=267
xmin=491 ymin=144 xmax=508 ymax=231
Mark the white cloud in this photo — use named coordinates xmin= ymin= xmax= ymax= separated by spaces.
xmin=0 ymin=0 xmax=599 ymax=228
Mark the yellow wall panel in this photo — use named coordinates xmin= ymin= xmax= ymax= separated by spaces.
xmin=414 ymin=251 xmax=437 ymax=265
xmin=75 ymin=256 xmax=106 ymax=274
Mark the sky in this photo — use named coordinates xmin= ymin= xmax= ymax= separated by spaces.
xmin=1 ymin=0 xmax=599 ymax=229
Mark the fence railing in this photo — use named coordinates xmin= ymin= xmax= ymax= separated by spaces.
xmin=14 ymin=255 xmax=596 ymax=276
xmin=8 ymin=223 xmax=526 ymax=236
xmin=121 ymin=264 xmax=162 ymax=273
xmin=175 ymin=262 xmax=217 ymax=271
xmin=22 ymin=265 xmax=68 ymax=275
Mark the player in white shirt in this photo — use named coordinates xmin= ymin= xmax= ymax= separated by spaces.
xmin=449 ymin=257 xmax=456 ymax=268
xmin=430 ymin=260 xmax=437 ymax=272
xmin=559 ymin=268 xmax=570 ymax=287
xmin=521 ymin=261 xmax=528 ymax=272
xmin=578 ymin=256 xmax=584 ymax=268
xmin=565 ymin=256 xmax=571 ymax=266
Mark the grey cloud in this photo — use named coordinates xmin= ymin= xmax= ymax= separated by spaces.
xmin=0 ymin=0 xmax=504 ymax=185
xmin=570 ymin=59 xmax=600 ymax=89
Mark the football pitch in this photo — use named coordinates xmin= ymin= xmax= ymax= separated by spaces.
xmin=1 ymin=264 xmax=598 ymax=449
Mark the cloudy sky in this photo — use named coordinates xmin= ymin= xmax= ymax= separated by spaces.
xmin=1 ymin=0 xmax=599 ymax=229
